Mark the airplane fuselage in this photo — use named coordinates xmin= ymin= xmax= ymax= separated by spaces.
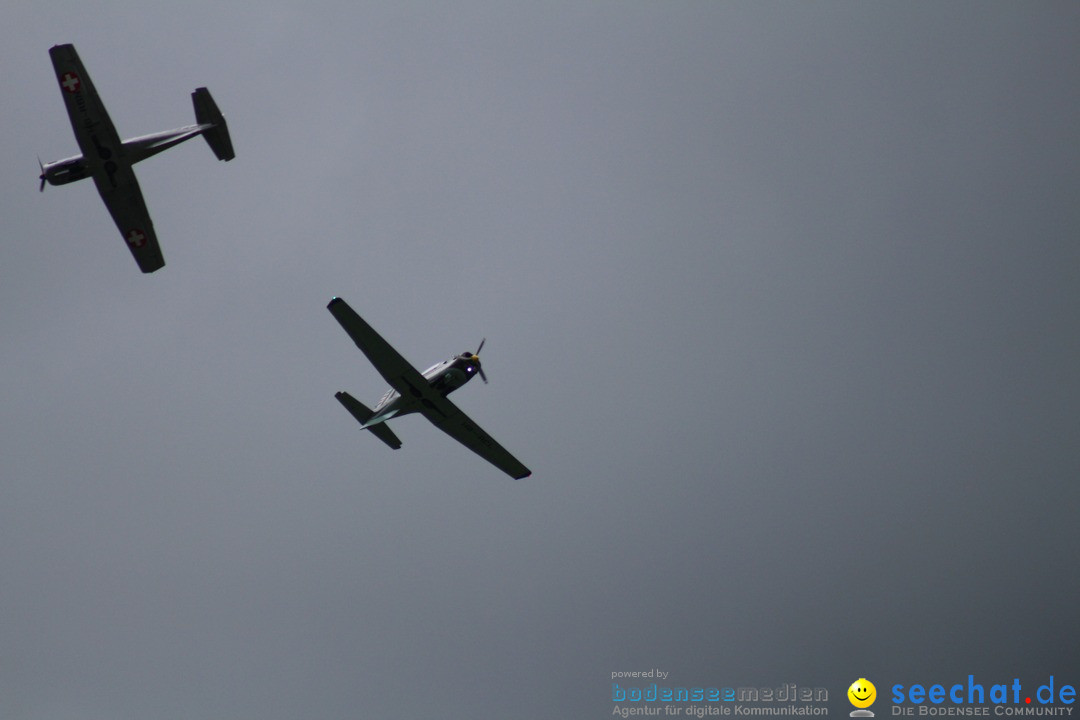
xmin=41 ymin=155 xmax=89 ymax=185
xmin=366 ymin=353 xmax=482 ymax=426
xmin=41 ymin=124 xmax=211 ymax=188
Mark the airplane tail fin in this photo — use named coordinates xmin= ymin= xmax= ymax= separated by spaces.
xmin=192 ymin=87 xmax=235 ymax=161
xmin=335 ymin=391 xmax=403 ymax=450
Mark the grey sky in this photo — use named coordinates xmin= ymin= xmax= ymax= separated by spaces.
xmin=2 ymin=2 xmax=1079 ymax=718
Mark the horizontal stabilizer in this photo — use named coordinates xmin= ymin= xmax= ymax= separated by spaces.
xmin=335 ymin=391 xmax=402 ymax=449
xmin=192 ymin=87 xmax=235 ymax=161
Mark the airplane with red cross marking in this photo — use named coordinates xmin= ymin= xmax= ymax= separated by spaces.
xmin=39 ymin=44 xmax=235 ymax=273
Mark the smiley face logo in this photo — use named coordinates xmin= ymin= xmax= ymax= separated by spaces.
xmin=848 ymin=679 xmax=877 ymax=709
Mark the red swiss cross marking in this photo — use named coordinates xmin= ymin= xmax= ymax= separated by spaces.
xmin=126 ymin=229 xmax=147 ymax=248
xmin=61 ymin=72 xmax=81 ymax=93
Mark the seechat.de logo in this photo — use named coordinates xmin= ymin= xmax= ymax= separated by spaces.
xmin=849 ymin=679 xmax=877 ymax=718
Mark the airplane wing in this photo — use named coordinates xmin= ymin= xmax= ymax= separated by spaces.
xmin=50 ymin=45 xmax=164 ymax=272
xmin=49 ymin=44 xmax=122 ymax=160
xmin=92 ymin=164 xmax=166 ymax=273
xmin=418 ymin=394 xmax=532 ymax=480
xmin=327 ymin=297 xmax=431 ymax=400
xmin=327 ymin=297 xmax=531 ymax=479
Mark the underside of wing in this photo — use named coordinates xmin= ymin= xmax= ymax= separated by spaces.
xmin=93 ymin=166 xmax=165 ymax=273
xmin=49 ymin=44 xmax=122 ymax=159
xmin=420 ymin=394 xmax=532 ymax=480
xmin=327 ymin=298 xmax=428 ymax=399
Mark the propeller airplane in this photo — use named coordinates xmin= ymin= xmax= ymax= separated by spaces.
xmin=39 ymin=43 xmax=234 ymax=273
xmin=327 ymin=297 xmax=531 ymax=480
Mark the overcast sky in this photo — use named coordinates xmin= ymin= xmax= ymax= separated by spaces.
xmin=2 ymin=2 xmax=1079 ymax=719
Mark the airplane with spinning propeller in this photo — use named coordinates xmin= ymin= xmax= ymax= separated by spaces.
xmin=39 ymin=43 xmax=234 ymax=273
xmin=327 ymin=297 xmax=532 ymax=480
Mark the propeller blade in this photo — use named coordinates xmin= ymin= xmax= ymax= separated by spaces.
xmin=475 ymin=338 xmax=487 ymax=382
xmin=38 ymin=156 xmax=46 ymax=192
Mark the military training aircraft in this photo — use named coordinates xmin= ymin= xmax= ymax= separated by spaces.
xmin=39 ymin=43 xmax=234 ymax=273
xmin=327 ymin=297 xmax=532 ymax=480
